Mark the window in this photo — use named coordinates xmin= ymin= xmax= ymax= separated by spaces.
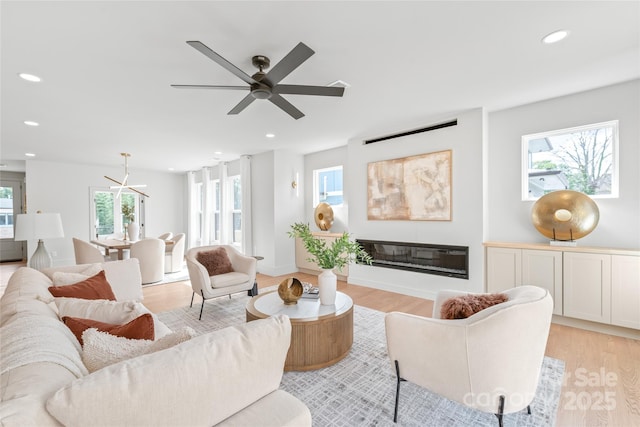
xmin=522 ymin=120 xmax=618 ymax=200
xmin=313 ymin=166 xmax=344 ymax=207
xmin=213 ymin=180 xmax=220 ymax=242
xmin=92 ymin=189 xmax=144 ymax=239
xmin=0 ymin=187 xmax=13 ymax=236
xmin=231 ymin=176 xmax=241 ymax=245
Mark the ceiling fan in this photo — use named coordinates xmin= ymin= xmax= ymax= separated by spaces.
xmin=104 ymin=153 xmax=149 ymax=198
xmin=171 ymin=41 xmax=345 ymax=119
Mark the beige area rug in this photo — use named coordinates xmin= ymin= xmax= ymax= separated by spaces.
xmin=157 ymin=294 xmax=564 ymax=427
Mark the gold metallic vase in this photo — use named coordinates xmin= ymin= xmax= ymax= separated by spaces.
xmin=531 ymin=190 xmax=599 ymax=241
xmin=278 ymin=277 xmax=304 ymax=305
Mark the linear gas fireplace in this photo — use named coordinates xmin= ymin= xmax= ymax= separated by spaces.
xmin=356 ymin=239 xmax=469 ymax=279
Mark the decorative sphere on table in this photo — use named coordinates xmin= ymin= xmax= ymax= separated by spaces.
xmin=278 ymin=277 xmax=304 ymax=305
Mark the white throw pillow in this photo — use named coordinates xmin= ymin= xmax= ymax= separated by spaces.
xmin=81 ymin=327 xmax=196 ymax=372
xmin=54 ymin=298 xmax=172 ymax=340
xmin=46 ymin=315 xmax=292 ymax=427
xmin=51 ymin=265 xmax=103 ymax=286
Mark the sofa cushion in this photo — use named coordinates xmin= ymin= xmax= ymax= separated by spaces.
xmin=440 ymin=293 xmax=509 ymax=319
xmin=81 ymin=327 xmax=196 ymax=372
xmin=210 ymin=272 xmax=251 ymax=289
xmin=0 ymin=267 xmax=59 ymax=327
xmin=43 ymin=258 xmax=143 ymax=302
xmin=197 ymin=247 xmax=234 ymax=276
xmin=54 ymin=297 xmax=172 ymax=340
xmin=62 ymin=313 xmax=154 ymax=345
xmin=47 ymin=315 xmax=292 ymax=427
xmin=51 ymin=264 xmax=103 ymax=286
xmin=48 ymin=271 xmax=116 ymax=301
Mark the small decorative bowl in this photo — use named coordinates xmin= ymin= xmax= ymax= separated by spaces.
xmin=278 ymin=277 xmax=304 ymax=305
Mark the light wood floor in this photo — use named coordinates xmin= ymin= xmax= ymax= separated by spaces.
xmin=2 ymin=263 xmax=638 ymax=426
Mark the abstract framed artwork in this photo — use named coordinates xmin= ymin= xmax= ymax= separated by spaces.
xmin=367 ymin=149 xmax=452 ymax=221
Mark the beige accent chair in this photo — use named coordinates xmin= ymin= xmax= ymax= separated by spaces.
xmin=385 ymin=286 xmax=553 ymax=427
xmin=72 ymin=238 xmax=108 ymax=264
xmin=130 ymin=238 xmax=165 ymax=284
xmin=164 ymin=233 xmax=186 ymax=273
xmin=186 ymin=245 xmax=257 ymax=320
xmin=157 ymin=232 xmax=173 ymax=240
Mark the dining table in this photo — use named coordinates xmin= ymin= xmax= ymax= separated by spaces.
xmin=91 ymin=238 xmax=173 ymax=260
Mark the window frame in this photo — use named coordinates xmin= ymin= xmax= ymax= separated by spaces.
xmin=90 ymin=187 xmax=145 ymax=240
xmin=312 ymin=165 xmax=344 ymax=207
xmin=521 ymin=120 xmax=619 ymax=201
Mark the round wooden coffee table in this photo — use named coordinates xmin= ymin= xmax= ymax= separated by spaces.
xmin=246 ymin=290 xmax=353 ymax=371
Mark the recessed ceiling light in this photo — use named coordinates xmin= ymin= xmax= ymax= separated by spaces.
xmin=24 ymin=120 xmax=39 ymax=126
xmin=0 ymin=164 xmax=7 ymax=168
xmin=25 ymin=153 xmax=36 ymax=157
xmin=266 ymin=133 xmax=275 ymax=138
xmin=214 ymin=151 xmax=222 ymax=155
xmin=542 ymin=30 xmax=569 ymax=44
xmin=168 ymin=167 xmax=175 ymax=171
xmin=18 ymin=73 xmax=42 ymax=82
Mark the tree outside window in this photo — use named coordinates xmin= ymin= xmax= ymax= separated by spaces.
xmin=523 ymin=121 xmax=618 ymax=200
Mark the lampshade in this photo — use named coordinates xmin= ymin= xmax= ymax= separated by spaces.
xmin=14 ymin=213 xmax=65 ymax=241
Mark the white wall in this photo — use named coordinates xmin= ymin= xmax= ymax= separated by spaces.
xmin=25 ymin=160 xmax=186 ymax=266
xmin=251 ymin=150 xmax=304 ymax=276
xmin=487 ymin=79 xmax=640 ymax=249
xmin=346 ymin=108 xmax=486 ymax=299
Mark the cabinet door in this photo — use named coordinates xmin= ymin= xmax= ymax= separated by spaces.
xmin=611 ymin=255 xmax=640 ymax=329
xmin=522 ymin=249 xmax=563 ymax=315
xmin=486 ymin=247 xmax=521 ymax=293
xmin=295 ymin=234 xmax=349 ymax=277
xmin=563 ymin=252 xmax=611 ymax=323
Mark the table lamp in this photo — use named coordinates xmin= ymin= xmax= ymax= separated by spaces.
xmin=14 ymin=212 xmax=65 ymax=270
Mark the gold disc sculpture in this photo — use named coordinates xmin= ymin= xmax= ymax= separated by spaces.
xmin=531 ymin=190 xmax=599 ymax=241
xmin=314 ymin=202 xmax=334 ymax=231
xmin=278 ymin=277 xmax=304 ymax=305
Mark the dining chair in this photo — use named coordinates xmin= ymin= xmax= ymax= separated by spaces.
xmin=129 ymin=238 xmax=165 ymax=284
xmin=72 ymin=238 xmax=109 ymax=264
xmin=164 ymin=233 xmax=186 ymax=273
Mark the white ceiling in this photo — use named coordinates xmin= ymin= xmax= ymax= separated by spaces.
xmin=1 ymin=1 xmax=638 ymax=173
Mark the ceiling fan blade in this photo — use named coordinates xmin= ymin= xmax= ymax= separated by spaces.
xmin=264 ymin=42 xmax=314 ymax=86
xmin=186 ymin=41 xmax=257 ymax=85
xmin=273 ymin=84 xmax=344 ymax=97
xmin=228 ymin=93 xmax=256 ymax=115
xmin=269 ymin=94 xmax=304 ymax=120
xmin=171 ymin=85 xmax=249 ymax=90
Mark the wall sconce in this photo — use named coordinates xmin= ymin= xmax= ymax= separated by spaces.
xmin=291 ymin=171 xmax=299 ymax=197
xmin=14 ymin=211 xmax=65 ymax=270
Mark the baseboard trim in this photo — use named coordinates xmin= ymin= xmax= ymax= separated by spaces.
xmin=551 ymin=315 xmax=640 ymax=340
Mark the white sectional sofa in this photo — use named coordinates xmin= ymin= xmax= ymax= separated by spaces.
xmin=0 ymin=259 xmax=311 ymax=426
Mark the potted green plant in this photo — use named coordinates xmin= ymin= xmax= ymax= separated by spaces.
xmin=288 ymin=222 xmax=372 ymax=305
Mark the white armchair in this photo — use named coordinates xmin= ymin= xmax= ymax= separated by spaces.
xmin=130 ymin=238 xmax=165 ymax=284
xmin=186 ymin=245 xmax=257 ymax=320
xmin=385 ymin=286 xmax=553 ymax=427
xmin=72 ymin=238 xmax=109 ymax=264
xmin=164 ymin=233 xmax=186 ymax=273
xmin=157 ymin=232 xmax=173 ymax=240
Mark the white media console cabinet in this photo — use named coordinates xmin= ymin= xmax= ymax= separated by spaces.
xmin=485 ymin=242 xmax=639 ymax=338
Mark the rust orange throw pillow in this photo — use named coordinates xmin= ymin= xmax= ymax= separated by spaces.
xmin=48 ymin=271 xmax=116 ymax=301
xmin=440 ymin=293 xmax=509 ymax=320
xmin=62 ymin=313 xmax=155 ymax=345
xmin=196 ymin=248 xmax=234 ymax=276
